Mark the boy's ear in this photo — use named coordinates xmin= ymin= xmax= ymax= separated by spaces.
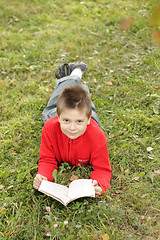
xmin=57 ymin=110 xmax=60 ymax=122
xmin=87 ymin=114 xmax=92 ymax=125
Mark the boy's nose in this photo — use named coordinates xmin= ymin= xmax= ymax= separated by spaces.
xmin=70 ymin=122 xmax=76 ymax=130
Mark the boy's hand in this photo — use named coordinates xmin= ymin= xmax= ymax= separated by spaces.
xmin=92 ymin=180 xmax=102 ymax=197
xmin=33 ymin=174 xmax=47 ymax=190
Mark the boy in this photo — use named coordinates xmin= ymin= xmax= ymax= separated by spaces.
xmin=33 ymin=62 xmax=112 ymax=197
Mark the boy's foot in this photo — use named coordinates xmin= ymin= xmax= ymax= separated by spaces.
xmin=55 ymin=62 xmax=87 ymax=79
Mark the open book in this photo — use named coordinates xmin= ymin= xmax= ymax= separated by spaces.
xmin=38 ymin=179 xmax=95 ymax=206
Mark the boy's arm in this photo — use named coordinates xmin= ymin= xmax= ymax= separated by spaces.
xmin=37 ymin=125 xmax=58 ymax=181
xmin=90 ymin=144 xmax=112 ymax=194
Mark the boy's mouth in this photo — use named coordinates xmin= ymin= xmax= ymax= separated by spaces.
xmin=69 ymin=132 xmax=77 ymax=135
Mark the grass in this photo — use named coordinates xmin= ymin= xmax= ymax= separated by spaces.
xmin=0 ymin=0 xmax=160 ymax=239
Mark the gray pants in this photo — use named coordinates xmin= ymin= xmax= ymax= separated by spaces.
xmin=42 ymin=75 xmax=101 ymax=127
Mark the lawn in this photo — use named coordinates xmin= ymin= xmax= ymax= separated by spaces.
xmin=0 ymin=0 xmax=160 ymax=239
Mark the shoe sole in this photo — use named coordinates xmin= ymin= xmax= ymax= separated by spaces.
xmin=69 ymin=62 xmax=87 ymax=72
xmin=55 ymin=62 xmax=87 ymax=79
xmin=55 ymin=63 xmax=71 ymax=79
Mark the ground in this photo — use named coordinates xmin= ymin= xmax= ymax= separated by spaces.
xmin=0 ymin=0 xmax=160 ymax=239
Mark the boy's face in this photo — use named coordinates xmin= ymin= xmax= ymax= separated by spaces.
xmin=58 ymin=108 xmax=91 ymax=139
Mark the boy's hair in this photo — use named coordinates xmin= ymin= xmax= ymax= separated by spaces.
xmin=57 ymin=86 xmax=92 ymax=118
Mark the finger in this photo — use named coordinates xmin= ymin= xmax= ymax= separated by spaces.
xmin=36 ymin=174 xmax=47 ymax=181
xmin=33 ymin=177 xmax=41 ymax=189
xmin=95 ymin=190 xmax=102 ymax=196
xmin=36 ymin=174 xmax=43 ymax=181
xmin=42 ymin=176 xmax=47 ymax=181
xmin=95 ymin=192 xmax=102 ymax=197
xmin=92 ymin=180 xmax=98 ymax=186
xmin=95 ymin=193 xmax=101 ymax=197
xmin=94 ymin=186 xmax=102 ymax=195
xmin=33 ymin=181 xmax=40 ymax=190
xmin=33 ymin=174 xmax=47 ymax=190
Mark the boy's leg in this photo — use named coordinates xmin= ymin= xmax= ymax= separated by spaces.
xmin=42 ymin=75 xmax=81 ymax=122
xmin=42 ymin=63 xmax=101 ymax=126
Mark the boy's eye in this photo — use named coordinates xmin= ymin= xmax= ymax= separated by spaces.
xmin=77 ymin=120 xmax=83 ymax=124
xmin=63 ymin=119 xmax=69 ymax=123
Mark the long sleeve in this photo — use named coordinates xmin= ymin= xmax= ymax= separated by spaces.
xmin=88 ymin=124 xmax=112 ymax=192
xmin=37 ymin=125 xmax=58 ymax=181
xmin=90 ymin=144 xmax=112 ymax=192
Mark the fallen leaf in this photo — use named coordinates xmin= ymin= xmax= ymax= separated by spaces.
xmin=7 ymin=185 xmax=14 ymax=190
xmin=0 ymin=184 xmax=3 ymax=189
xmin=150 ymin=4 xmax=160 ymax=26
xmin=154 ymin=169 xmax=160 ymax=175
xmin=18 ymin=28 xmax=23 ymax=33
xmin=147 ymin=147 xmax=153 ymax=152
xmin=101 ymin=233 xmax=110 ymax=240
xmin=152 ymin=30 xmax=160 ymax=46
xmin=132 ymin=176 xmax=140 ymax=181
xmin=12 ymin=150 xmax=17 ymax=155
xmin=45 ymin=232 xmax=52 ymax=237
xmin=106 ymin=81 xmax=113 ymax=86
xmin=37 ymin=6 xmax=42 ymax=10
xmin=0 ymin=207 xmax=6 ymax=212
xmin=119 ymin=17 xmax=135 ymax=30
xmin=5 ymin=230 xmax=11 ymax=237
xmin=15 ymin=18 xmax=19 ymax=22
xmin=117 ymin=149 xmax=121 ymax=154
xmin=70 ymin=174 xmax=78 ymax=181
xmin=112 ymin=190 xmax=123 ymax=195
xmin=126 ymin=209 xmax=133 ymax=214
xmin=140 ymin=215 xmax=145 ymax=220
xmin=40 ymin=76 xmax=46 ymax=80
xmin=15 ymin=160 xmax=18 ymax=166
xmin=125 ymin=169 xmax=130 ymax=175
xmin=10 ymin=79 xmax=16 ymax=84
xmin=108 ymin=134 xmax=114 ymax=138
xmin=29 ymin=65 xmax=34 ymax=70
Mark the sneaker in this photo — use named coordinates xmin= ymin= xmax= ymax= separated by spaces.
xmin=55 ymin=61 xmax=87 ymax=79
xmin=55 ymin=63 xmax=71 ymax=79
xmin=69 ymin=61 xmax=87 ymax=73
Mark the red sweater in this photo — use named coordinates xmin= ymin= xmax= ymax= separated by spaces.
xmin=37 ymin=116 xmax=112 ymax=192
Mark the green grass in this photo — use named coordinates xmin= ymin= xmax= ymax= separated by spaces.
xmin=0 ymin=0 xmax=160 ymax=239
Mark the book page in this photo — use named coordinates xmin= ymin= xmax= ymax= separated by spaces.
xmin=39 ymin=180 xmax=70 ymax=205
xmin=68 ymin=179 xmax=95 ymax=200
